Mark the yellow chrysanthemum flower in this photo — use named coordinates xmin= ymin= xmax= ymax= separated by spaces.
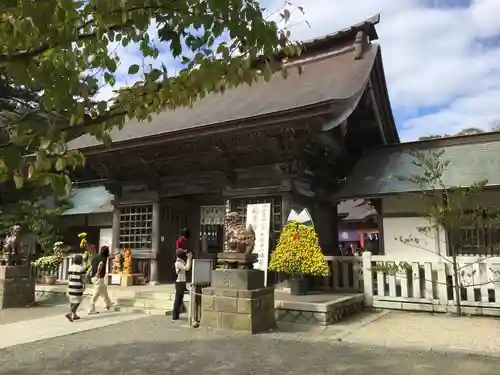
xmin=268 ymin=221 xmax=329 ymax=277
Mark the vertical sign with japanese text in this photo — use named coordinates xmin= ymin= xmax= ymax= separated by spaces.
xmin=245 ymin=203 xmax=271 ymax=286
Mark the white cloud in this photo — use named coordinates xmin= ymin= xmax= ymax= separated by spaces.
xmin=266 ymin=0 xmax=500 ymax=141
xmin=101 ymin=0 xmax=500 ymax=141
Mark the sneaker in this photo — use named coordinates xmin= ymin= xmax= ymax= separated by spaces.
xmin=87 ymin=310 xmax=99 ymax=315
xmin=64 ymin=313 xmax=73 ymax=322
xmin=105 ymin=302 xmax=115 ymax=311
xmin=73 ymin=314 xmax=81 ymax=320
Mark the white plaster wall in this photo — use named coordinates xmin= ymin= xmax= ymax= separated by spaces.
xmin=382 ymin=195 xmax=447 ymax=260
xmin=383 ymin=217 xmax=446 ymax=260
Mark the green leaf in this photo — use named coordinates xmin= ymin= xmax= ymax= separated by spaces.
xmin=13 ymin=174 xmax=24 ymax=188
xmin=55 ymin=157 xmax=66 ymax=171
xmin=28 ymin=164 xmax=35 ymax=179
xmin=128 ymin=64 xmax=140 ymax=74
xmin=39 ymin=138 xmax=51 ymax=150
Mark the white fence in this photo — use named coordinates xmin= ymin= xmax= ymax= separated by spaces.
xmin=322 ymin=253 xmax=500 ymax=316
xmin=324 ymin=256 xmax=364 ymax=293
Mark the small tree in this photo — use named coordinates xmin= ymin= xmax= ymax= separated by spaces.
xmin=377 ymin=150 xmax=500 ymax=315
xmin=269 ymin=221 xmax=329 ymax=278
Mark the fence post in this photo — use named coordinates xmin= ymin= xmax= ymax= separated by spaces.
xmin=362 ymin=251 xmax=373 ymax=307
xmin=436 ymin=262 xmax=448 ymax=306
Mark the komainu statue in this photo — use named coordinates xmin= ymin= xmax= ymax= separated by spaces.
xmin=224 ymin=212 xmax=255 ymax=254
xmin=111 ymin=251 xmax=124 ymax=273
xmin=1 ymin=225 xmax=24 ymax=266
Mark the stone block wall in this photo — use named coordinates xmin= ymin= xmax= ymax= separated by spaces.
xmin=201 ymin=286 xmax=276 ymax=333
xmin=0 ymin=265 xmax=36 ymax=309
xmin=200 ymin=269 xmax=276 ymax=334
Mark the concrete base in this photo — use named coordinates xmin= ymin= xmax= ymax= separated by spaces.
xmin=201 ymin=269 xmax=276 ymax=334
xmin=275 ymin=292 xmax=364 ymax=326
xmin=0 ymin=265 xmax=35 ymax=309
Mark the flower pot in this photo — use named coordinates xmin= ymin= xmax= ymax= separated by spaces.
xmin=44 ymin=275 xmax=57 ymax=285
xmin=289 ymin=278 xmax=308 ymax=295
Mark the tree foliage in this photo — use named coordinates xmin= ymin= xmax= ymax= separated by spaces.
xmin=0 ymin=0 xmax=300 ymax=194
xmin=0 ymin=182 xmax=71 ymax=253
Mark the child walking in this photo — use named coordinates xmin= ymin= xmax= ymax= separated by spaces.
xmin=66 ymin=254 xmax=85 ymax=322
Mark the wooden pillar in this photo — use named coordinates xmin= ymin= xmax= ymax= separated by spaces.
xmin=281 ymin=193 xmax=291 ymax=227
xmin=313 ymin=200 xmax=338 ymax=255
xmin=188 ymin=202 xmax=201 ymax=257
xmin=331 ymin=201 xmax=339 ymax=254
xmin=111 ymin=207 xmax=120 ymax=252
xmin=150 ymin=201 xmax=161 ymax=285
xmin=372 ymin=198 xmax=384 ymax=255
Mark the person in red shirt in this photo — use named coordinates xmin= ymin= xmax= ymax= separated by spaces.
xmin=175 ymin=228 xmax=191 ymax=295
xmin=176 ymin=228 xmax=190 ymax=251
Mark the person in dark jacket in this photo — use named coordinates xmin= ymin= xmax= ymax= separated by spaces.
xmin=88 ymin=246 xmax=113 ymax=314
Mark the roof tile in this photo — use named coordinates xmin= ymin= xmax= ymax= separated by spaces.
xmin=69 ymin=44 xmax=379 ymax=150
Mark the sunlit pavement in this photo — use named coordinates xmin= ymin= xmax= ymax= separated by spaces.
xmin=1 ymin=315 xmax=499 ymax=375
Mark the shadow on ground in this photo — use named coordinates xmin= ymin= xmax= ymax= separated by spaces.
xmin=1 ymin=317 xmax=499 ymax=375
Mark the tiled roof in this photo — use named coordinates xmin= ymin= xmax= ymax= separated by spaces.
xmin=69 ymin=42 xmax=380 ymax=150
xmin=336 ymin=134 xmax=500 ymax=199
xmin=338 ymin=199 xmax=376 ymax=221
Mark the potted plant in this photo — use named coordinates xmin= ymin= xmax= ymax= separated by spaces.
xmin=32 ymin=241 xmax=65 ymax=285
xmin=268 ymin=221 xmax=329 ymax=295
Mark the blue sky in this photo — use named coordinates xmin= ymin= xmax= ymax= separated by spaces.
xmin=99 ymin=0 xmax=500 ymax=142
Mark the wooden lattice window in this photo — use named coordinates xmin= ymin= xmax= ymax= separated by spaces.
xmin=118 ymin=205 xmax=153 ymax=250
xmin=453 ymin=226 xmax=500 ymax=256
xmin=231 ymin=196 xmax=282 ymax=247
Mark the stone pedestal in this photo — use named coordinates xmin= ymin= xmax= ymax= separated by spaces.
xmin=0 ymin=265 xmax=35 ymax=309
xmin=201 ymin=269 xmax=276 ymax=334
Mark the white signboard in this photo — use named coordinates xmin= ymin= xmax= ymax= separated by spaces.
xmin=191 ymin=259 xmax=213 ymax=285
xmin=110 ymin=274 xmax=121 ymax=285
xmin=246 ymin=203 xmax=271 ymax=286
xmin=99 ymin=228 xmax=112 ymax=249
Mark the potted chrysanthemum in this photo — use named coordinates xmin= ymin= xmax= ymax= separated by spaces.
xmin=33 ymin=241 xmax=65 ymax=284
xmin=268 ymin=221 xmax=329 ymax=295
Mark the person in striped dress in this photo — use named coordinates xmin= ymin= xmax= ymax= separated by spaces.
xmin=66 ymin=255 xmax=85 ymax=322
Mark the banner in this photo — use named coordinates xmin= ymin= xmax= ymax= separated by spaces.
xmin=245 ymin=203 xmax=271 ymax=286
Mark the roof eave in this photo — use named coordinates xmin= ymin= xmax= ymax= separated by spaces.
xmin=79 ymin=100 xmax=341 ymax=155
xmin=371 ymin=46 xmax=400 ymax=144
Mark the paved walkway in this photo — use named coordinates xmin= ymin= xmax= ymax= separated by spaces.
xmin=342 ymin=310 xmax=500 ymax=355
xmin=1 ymin=315 xmax=500 ymax=375
xmin=0 ymin=305 xmax=70 ymax=325
xmin=0 ymin=310 xmax=147 ymax=349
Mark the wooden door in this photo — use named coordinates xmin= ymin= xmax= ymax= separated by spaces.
xmin=158 ymin=204 xmax=189 ymax=283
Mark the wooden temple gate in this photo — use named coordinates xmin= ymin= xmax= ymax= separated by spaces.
xmin=69 ymin=15 xmax=399 ymax=285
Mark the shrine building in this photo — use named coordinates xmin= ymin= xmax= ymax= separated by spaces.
xmin=66 ymin=14 xmax=399 ymax=284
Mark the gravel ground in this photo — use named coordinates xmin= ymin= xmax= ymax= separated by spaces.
xmin=343 ymin=311 xmax=500 ymax=354
xmin=1 ymin=315 xmax=499 ymax=375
